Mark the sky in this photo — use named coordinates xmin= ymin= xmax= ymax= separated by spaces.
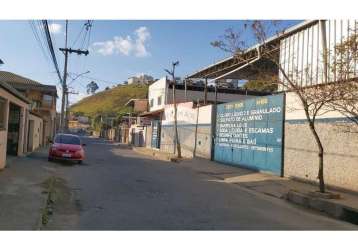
xmin=0 ymin=20 xmax=300 ymax=110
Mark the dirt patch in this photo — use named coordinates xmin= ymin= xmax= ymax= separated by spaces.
xmin=40 ymin=176 xmax=81 ymax=230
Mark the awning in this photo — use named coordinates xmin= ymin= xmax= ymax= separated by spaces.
xmin=186 ymin=20 xmax=317 ymax=80
xmin=139 ymin=108 xmax=164 ymax=118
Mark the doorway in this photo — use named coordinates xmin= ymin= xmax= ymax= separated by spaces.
xmin=7 ymin=103 xmax=21 ymax=156
xmin=27 ymin=120 xmax=34 ymax=152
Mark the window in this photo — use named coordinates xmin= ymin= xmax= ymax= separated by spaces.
xmin=157 ymin=96 xmax=162 ymax=106
xmin=54 ymin=134 xmax=81 ymax=145
xmin=43 ymin=94 xmax=53 ymax=107
xmin=31 ymin=100 xmax=41 ymax=109
xmin=0 ymin=97 xmax=6 ymax=130
xmin=150 ymin=99 xmax=154 ymax=107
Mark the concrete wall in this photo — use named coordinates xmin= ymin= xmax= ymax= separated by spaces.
xmin=284 ymin=91 xmax=358 ymax=192
xmin=0 ymin=87 xmax=29 ymax=169
xmin=148 ymin=77 xmax=167 ymax=112
xmin=160 ymin=103 xmax=212 ymax=159
xmin=133 ymin=99 xmax=148 ymax=113
xmin=145 ymin=126 xmax=152 ymax=148
xmin=27 ymin=113 xmax=43 ymax=152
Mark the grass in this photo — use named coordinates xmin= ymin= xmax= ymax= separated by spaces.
xmin=70 ymin=84 xmax=148 ymax=118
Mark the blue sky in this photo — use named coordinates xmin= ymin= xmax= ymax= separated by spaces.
xmin=0 ymin=20 xmax=300 ymax=110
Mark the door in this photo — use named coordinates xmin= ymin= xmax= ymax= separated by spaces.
xmin=151 ymin=120 xmax=161 ymax=149
xmin=214 ymin=94 xmax=285 ymax=176
xmin=27 ymin=120 xmax=34 ymax=152
xmin=7 ymin=103 xmax=21 ymax=155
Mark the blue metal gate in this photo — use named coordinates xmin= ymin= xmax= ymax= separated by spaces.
xmin=151 ymin=120 xmax=161 ymax=149
xmin=214 ymin=94 xmax=284 ymax=175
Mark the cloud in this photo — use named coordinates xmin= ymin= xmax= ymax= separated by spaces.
xmin=92 ymin=26 xmax=151 ymax=57
xmin=48 ymin=23 xmax=63 ymax=35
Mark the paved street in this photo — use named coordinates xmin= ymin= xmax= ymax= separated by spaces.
xmin=29 ymin=136 xmax=354 ymax=230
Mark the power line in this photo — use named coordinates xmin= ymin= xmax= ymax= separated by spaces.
xmin=41 ymin=20 xmax=63 ymax=84
xmin=68 ymin=73 xmax=118 ymax=85
xmin=71 ymin=24 xmax=85 ymax=48
xmin=28 ymin=21 xmax=52 ymax=66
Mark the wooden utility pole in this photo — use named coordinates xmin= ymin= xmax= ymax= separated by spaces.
xmin=165 ymin=61 xmax=181 ymax=158
xmin=184 ymin=78 xmax=188 ymax=101
xmin=59 ymin=20 xmax=68 ymax=132
xmin=204 ymin=78 xmax=208 ymax=105
xmin=59 ymin=20 xmax=89 ymax=132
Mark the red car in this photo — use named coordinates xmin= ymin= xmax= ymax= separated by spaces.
xmin=48 ymin=134 xmax=85 ymax=164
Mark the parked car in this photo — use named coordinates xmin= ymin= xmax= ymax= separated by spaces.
xmin=48 ymin=133 xmax=85 ymax=164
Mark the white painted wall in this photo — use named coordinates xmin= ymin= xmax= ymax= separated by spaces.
xmin=285 ymin=91 xmax=347 ymax=120
xmin=148 ymin=77 xmax=167 ymax=112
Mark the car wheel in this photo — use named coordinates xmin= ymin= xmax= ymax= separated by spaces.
xmin=48 ymin=157 xmax=53 ymax=162
xmin=78 ymin=160 xmax=82 ymax=164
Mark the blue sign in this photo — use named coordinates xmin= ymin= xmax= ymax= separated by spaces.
xmin=214 ymin=94 xmax=284 ymax=175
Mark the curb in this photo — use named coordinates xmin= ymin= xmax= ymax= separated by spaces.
xmin=132 ymin=147 xmax=176 ymax=162
xmin=285 ymin=190 xmax=358 ymax=224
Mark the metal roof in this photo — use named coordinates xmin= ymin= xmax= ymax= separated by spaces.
xmin=186 ymin=20 xmax=318 ymax=79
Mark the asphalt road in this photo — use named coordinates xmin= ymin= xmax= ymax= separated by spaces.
xmin=45 ymin=136 xmax=357 ymax=230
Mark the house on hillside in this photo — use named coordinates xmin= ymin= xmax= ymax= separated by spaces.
xmin=128 ymin=74 xmax=154 ymax=85
xmin=0 ymin=71 xmax=57 ymax=146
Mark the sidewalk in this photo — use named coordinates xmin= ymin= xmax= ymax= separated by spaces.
xmin=133 ymin=146 xmax=177 ymax=162
xmin=0 ymin=147 xmax=55 ymax=230
xmin=133 ymin=147 xmax=358 ymax=224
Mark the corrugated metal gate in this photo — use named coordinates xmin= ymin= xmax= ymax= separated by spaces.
xmin=214 ymin=94 xmax=285 ymax=175
xmin=151 ymin=120 xmax=161 ymax=149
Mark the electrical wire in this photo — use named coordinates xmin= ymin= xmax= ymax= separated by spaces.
xmin=28 ymin=21 xmax=52 ymax=66
xmin=41 ymin=20 xmax=63 ymax=84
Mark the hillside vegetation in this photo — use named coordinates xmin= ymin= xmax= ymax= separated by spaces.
xmin=70 ymin=84 xmax=148 ymax=118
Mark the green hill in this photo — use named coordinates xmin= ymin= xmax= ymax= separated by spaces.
xmin=70 ymin=84 xmax=148 ymax=118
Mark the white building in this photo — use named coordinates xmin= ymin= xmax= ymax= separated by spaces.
xmin=148 ymin=77 xmax=263 ymax=112
xmin=128 ymin=74 xmax=154 ymax=85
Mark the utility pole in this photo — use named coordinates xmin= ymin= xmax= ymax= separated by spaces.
xmin=59 ymin=20 xmax=89 ymax=132
xmin=165 ymin=61 xmax=181 ymax=158
xmin=65 ymin=70 xmax=90 ymax=130
xmin=59 ymin=20 xmax=68 ymax=132
xmin=204 ymin=78 xmax=208 ymax=105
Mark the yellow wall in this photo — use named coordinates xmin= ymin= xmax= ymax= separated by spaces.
xmin=0 ymin=87 xmax=29 ymax=169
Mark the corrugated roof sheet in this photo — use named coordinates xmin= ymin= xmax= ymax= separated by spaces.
xmin=0 ymin=71 xmax=42 ymax=85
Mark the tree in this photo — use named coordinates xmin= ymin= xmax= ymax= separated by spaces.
xmin=325 ymin=26 xmax=358 ymax=126
xmin=211 ymin=20 xmax=355 ymax=193
xmin=87 ymin=81 xmax=99 ymax=94
xmin=165 ymin=61 xmax=182 ymax=158
xmin=243 ymin=80 xmax=278 ymax=92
